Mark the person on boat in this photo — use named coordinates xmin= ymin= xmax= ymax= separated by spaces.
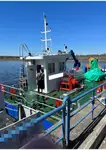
xmin=37 ymin=68 xmax=44 ymax=93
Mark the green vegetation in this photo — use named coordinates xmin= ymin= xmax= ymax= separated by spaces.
xmin=77 ymin=54 xmax=106 ymax=61
xmin=0 ymin=56 xmax=20 ymax=60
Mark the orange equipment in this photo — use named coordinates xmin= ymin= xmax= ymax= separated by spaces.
xmin=55 ymin=100 xmax=62 ymax=108
xmin=60 ymin=76 xmax=79 ymax=91
xmin=10 ymin=88 xmax=16 ymax=99
xmin=10 ymin=88 xmax=16 ymax=94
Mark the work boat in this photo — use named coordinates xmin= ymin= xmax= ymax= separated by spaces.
xmin=0 ymin=15 xmax=106 ymax=149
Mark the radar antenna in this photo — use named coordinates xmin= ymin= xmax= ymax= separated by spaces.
xmin=41 ymin=13 xmax=52 ymax=55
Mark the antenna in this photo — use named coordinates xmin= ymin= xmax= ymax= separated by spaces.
xmin=41 ymin=13 xmax=52 ymax=55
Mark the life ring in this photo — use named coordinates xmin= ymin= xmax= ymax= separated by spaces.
xmin=0 ymin=84 xmax=4 ymax=92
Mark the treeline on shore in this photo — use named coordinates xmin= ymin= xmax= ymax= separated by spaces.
xmin=77 ymin=54 xmax=106 ymax=61
xmin=0 ymin=56 xmax=20 ymax=60
xmin=0 ymin=54 xmax=105 ymax=61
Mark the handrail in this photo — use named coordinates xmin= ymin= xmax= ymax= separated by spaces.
xmin=0 ymin=112 xmax=37 ymax=132
xmin=66 ymin=81 xmax=106 ymax=145
xmin=0 ymin=96 xmax=68 ymax=148
xmin=1 ymin=81 xmax=106 ymax=148
xmin=71 ymin=81 xmax=106 ymax=103
xmin=2 ymin=84 xmax=23 ymax=92
xmin=33 ymin=96 xmax=68 ymax=123
xmin=30 ymin=90 xmax=63 ymax=101
xmin=3 ymin=90 xmax=61 ymax=121
xmin=30 ymin=96 xmax=68 ymax=146
xmin=3 ymin=84 xmax=63 ymax=115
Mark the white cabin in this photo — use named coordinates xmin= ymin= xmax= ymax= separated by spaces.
xmin=25 ymin=53 xmax=70 ymax=93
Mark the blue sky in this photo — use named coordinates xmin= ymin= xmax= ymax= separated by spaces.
xmin=0 ymin=1 xmax=106 ymax=56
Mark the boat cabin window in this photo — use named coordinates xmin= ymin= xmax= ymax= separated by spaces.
xmin=48 ymin=63 xmax=55 ymax=74
xmin=59 ymin=62 xmax=65 ymax=72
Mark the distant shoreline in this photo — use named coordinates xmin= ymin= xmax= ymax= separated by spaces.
xmin=0 ymin=55 xmax=105 ymax=61
xmin=68 ymin=59 xmax=106 ymax=62
xmin=0 ymin=56 xmax=20 ymax=60
xmin=69 ymin=54 xmax=106 ymax=62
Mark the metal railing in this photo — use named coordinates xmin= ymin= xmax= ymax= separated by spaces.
xmin=1 ymin=82 xmax=106 ymax=148
xmin=1 ymin=84 xmax=63 ymax=119
xmin=0 ymin=96 xmax=68 ymax=148
xmin=31 ymin=96 xmax=67 ymax=147
xmin=66 ymin=81 xmax=106 ymax=145
xmin=0 ymin=84 xmax=62 ymax=122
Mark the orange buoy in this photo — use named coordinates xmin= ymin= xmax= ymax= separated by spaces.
xmin=96 ymin=87 xmax=102 ymax=94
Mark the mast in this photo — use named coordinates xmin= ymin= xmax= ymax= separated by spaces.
xmin=41 ymin=14 xmax=52 ymax=54
xmin=64 ymin=44 xmax=68 ymax=53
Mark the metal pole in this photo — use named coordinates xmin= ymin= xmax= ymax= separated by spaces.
xmin=92 ymin=90 xmax=95 ymax=120
xmin=62 ymin=100 xmax=66 ymax=148
xmin=18 ymin=103 xmax=21 ymax=121
xmin=67 ymin=97 xmax=71 ymax=146
xmin=62 ymin=96 xmax=69 ymax=148
xmin=44 ymin=15 xmax=47 ymax=51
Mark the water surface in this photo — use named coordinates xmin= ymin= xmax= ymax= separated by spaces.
xmin=0 ymin=60 xmax=105 ymax=85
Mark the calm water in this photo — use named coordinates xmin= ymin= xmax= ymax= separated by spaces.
xmin=0 ymin=61 xmax=23 ymax=85
xmin=0 ymin=60 xmax=105 ymax=85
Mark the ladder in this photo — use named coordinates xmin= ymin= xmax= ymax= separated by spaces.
xmin=19 ymin=63 xmax=27 ymax=90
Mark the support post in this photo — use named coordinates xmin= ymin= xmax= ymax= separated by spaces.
xmin=92 ymin=90 xmax=95 ymax=120
xmin=62 ymin=100 xmax=66 ymax=148
xmin=44 ymin=62 xmax=48 ymax=93
xmin=18 ymin=103 xmax=21 ymax=121
xmin=66 ymin=97 xmax=71 ymax=146
xmin=104 ymin=92 xmax=106 ymax=106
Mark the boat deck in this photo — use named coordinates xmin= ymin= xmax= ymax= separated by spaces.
xmin=24 ymin=80 xmax=102 ymax=109
xmin=4 ymin=80 xmax=105 ymax=117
